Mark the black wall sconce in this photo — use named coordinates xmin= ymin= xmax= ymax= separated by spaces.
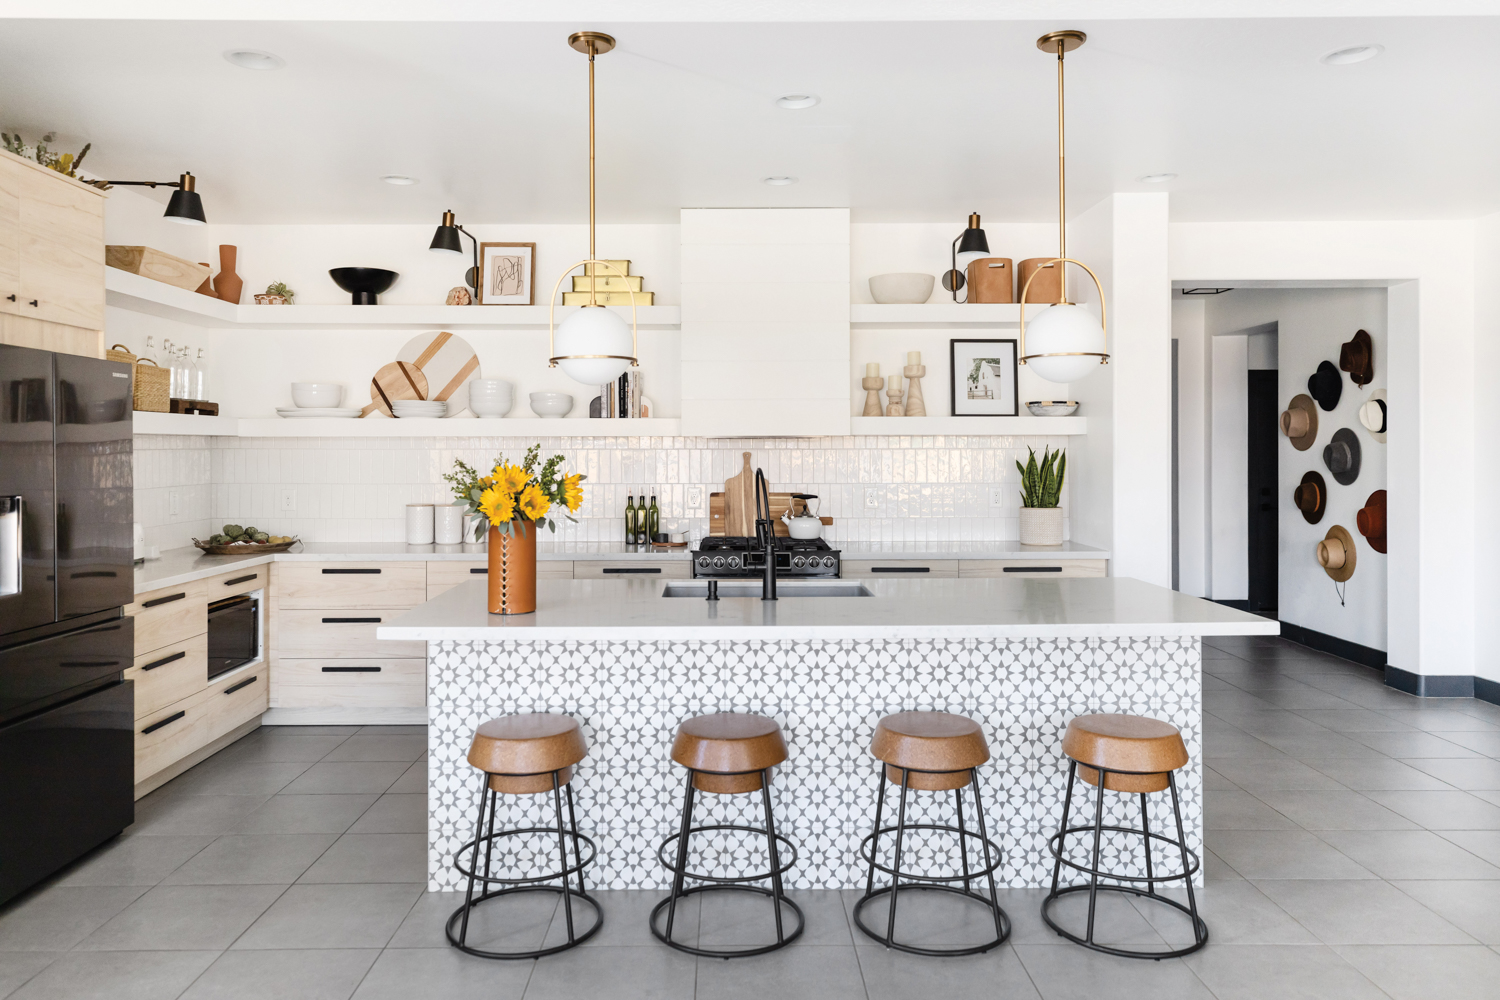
xmin=99 ymin=172 xmax=206 ymax=225
xmin=429 ymin=211 xmax=480 ymax=294
xmin=941 ymin=213 xmax=991 ymax=302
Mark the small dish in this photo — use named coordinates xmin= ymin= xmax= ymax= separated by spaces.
xmin=291 ymin=382 xmax=344 ymax=408
xmin=529 ymin=392 xmax=573 ymax=418
xmin=1026 ymin=401 xmax=1080 ymax=416
xmin=276 ymin=407 xmax=362 ymax=419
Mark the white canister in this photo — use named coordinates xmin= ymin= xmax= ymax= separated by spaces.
xmin=405 ymin=503 xmax=435 ymax=545
xmin=433 ymin=504 xmax=466 ymax=545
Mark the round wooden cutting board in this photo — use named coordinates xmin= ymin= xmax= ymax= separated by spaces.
xmin=396 ymin=331 xmax=480 ymax=416
xmin=364 ymin=361 xmax=429 ymax=417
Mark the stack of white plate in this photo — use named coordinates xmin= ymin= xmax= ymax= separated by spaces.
xmin=391 ymin=400 xmax=448 ymax=419
xmin=276 ymin=407 xmax=362 ymax=419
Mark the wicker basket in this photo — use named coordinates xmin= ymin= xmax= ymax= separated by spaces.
xmin=133 ymin=360 xmax=170 ymax=412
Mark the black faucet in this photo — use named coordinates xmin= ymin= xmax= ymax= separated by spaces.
xmin=754 ymin=467 xmax=777 ymax=601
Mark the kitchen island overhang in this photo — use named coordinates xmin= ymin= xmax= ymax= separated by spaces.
xmin=381 ymin=577 xmax=1275 ymax=891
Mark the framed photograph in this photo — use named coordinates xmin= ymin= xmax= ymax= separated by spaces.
xmin=478 ymin=242 xmax=535 ymax=305
xmin=950 ymin=338 xmax=1019 ymax=416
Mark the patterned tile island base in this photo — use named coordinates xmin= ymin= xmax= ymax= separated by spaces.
xmin=427 ymin=635 xmax=1202 ymax=892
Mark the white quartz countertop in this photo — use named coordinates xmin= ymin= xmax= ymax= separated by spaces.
xmin=378 ymin=576 xmax=1276 ymax=641
xmin=837 ymin=540 xmax=1107 ymax=561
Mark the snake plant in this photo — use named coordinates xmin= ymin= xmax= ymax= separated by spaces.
xmin=1016 ymin=446 xmax=1066 ymax=508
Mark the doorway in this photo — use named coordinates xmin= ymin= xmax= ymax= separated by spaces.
xmin=1246 ymin=369 xmax=1278 ymax=617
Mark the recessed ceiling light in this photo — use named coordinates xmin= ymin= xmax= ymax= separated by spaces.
xmin=775 ymin=95 xmax=820 ymax=109
xmin=380 ymin=175 xmax=418 ymax=186
xmin=1321 ymin=44 xmax=1384 ymax=66
xmin=763 ymin=176 xmax=797 ymax=186
xmin=223 ymin=49 xmax=285 ymax=71
xmin=1138 ymin=173 xmax=1177 ymax=184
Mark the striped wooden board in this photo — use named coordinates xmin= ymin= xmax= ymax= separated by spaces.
xmin=363 ymin=361 xmax=428 ymax=417
xmin=396 ymin=331 xmax=480 ymax=417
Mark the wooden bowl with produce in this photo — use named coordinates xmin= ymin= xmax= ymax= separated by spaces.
xmin=193 ymin=524 xmax=301 ymax=555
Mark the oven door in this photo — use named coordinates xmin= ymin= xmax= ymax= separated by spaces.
xmin=207 ymin=594 xmax=258 ymax=681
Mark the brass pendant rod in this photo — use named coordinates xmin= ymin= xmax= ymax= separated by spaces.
xmin=587 ymin=42 xmax=597 ymax=306
xmin=1056 ymin=40 xmax=1067 ymax=303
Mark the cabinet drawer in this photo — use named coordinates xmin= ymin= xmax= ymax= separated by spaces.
xmin=277 ymin=609 xmax=425 ymax=658
xmin=126 ymin=632 xmax=207 ymax=720
xmin=201 ymin=564 xmax=270 ymax=598
xmin=277 ymin=563 xmax=426 ymax=609
xmin=274 ymin=658 xmax=425 ymax=709
xmin=572 ymin=561 xmax=691 ymax=580
xmin=841 ymin=560 xmax=959 ymax=579
xmin=126 ymin=581 xmax=208 ymax=656
xmin=425 ymin=560 xmax=572 ymax=600
xmin=958 ymin=559 xmax=1107 ymax=579
xmin=134 ymin=666 xmax=267 ymax=782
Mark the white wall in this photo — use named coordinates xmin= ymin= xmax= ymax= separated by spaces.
xmin=1209 ymin=333 xmax=1249 ymax=601
xmin=1172 ymin=297 xmax=1209 ymax=597
xmin=1472 ymin=211 xmax=1500 ymax=685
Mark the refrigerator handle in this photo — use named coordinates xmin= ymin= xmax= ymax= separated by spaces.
xmin=0 ymin=496 xmax=19 ymax=597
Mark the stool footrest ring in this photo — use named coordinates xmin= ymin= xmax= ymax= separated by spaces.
xmin=1047 ymin=824 xmax=1200 ymax=883
xmin=650 ymin=884 xmax=805 ymax=958
xmin=446 ymin=885 xmax=603 ymax=960
xmin=859 ymin=822 xmax=1003 ymax=883
xmin=453 ymin=827 xmax=598 ymax=885
xmin=1041 ymin=883 xmax=1208 ymax=959
xmin=853 ymin=884 xmax=1010 ymax=956
xmin=654 ymin=823 xmax=798 ymax=884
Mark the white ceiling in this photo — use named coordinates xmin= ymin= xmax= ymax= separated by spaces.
xmin=2 ymin=12 xmax=1498 ymax=224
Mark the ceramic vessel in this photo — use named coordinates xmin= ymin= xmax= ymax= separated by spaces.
xmin=529 ymin=392 xmax=573 ymax=418
xmin=1026 ymin=401 xmax=1080 ymax=416
xmin=470 ymin=379 xmax=514 ymax=417
xmin=194 ymin=263 xmax=215 ymax=297
xmin=869 ymin=273 xmax=935 ymax=304
xmin=1019 ymin=507 xmax=1064 ymax=546
xmin=213 ymin=245 xmax=243 ymax=304
xmin=488 ymin=522 xmax=537 ymax=614
xmin=291 ymin=383 xmax=344 ymax=408
xmin=434 ymin=504 xmax=466 ymax=545
xmin=405 ymin=504 xmax=434 ymax=545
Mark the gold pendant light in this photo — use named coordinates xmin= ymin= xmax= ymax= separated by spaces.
xmin=548 ymin=30 xmax=640 ymax=386
xmin=1018 ymin=30 xmax=1110 ymax=384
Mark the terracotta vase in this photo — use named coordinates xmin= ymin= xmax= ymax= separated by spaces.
xmin=487 ymin=522 xmax=537 ymax=614
xmin=193 ymin=263 xmax=215 ymax=297
xmin=213 ymin=245 xmax=243 ymax=304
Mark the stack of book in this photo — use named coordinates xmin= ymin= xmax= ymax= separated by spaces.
xmin=594 ymin=370 xmax=645 ymax=419
xmin=562 ymin=260 xmax=655 ymax=306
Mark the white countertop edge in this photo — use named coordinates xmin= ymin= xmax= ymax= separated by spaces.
xmin=379 ymin=621 xmax=1279 ymax=641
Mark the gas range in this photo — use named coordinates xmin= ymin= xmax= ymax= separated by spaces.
xmin=691 ymin=536 xmax=841 ymax=578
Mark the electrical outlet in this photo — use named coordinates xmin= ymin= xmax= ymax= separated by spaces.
xmin=989 ymin=486 xmax=1006 ymax=509
xmin=168 ymin=491 xmax=180 ymax=517
xmin=686 ymin=487 xmax=703 ymax=510
xmin=864 ymin=488 xmax=879 ymax=509
xmin=279 ymin=488 xmax=297 ymax=512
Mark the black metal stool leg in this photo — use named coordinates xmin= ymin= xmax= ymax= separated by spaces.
xmin=968 ymin=767 xmax=1010 ymax=946
xmin=551 ymin=771 xmax=576 ymax=943
xmin=865 ymin=762 xmax=888 ymax=898
xmin=1050 ymin=761 xmax=1078 ymax=900
xmin=760 ymin=768 xmax=786 ymax=944
xmin=954 ymin=785 xmax=971 ymax=894
xmin=457 ymin=770 xmax=489 ymax=947
xmin=663 ymin=770 xmax=696 ymax=944
xmin=1084 ymin=766 xmax=1108 ymax=946
xmin=566 ymin=783 xmax=586 ymax=897
xmin=1168 ymin=771 xmax=1206 ymax=946
xmin=1140 ymin=791 xmax=1156 ymax=898
xmin=885 ymin=767 xmax=912 ymax=946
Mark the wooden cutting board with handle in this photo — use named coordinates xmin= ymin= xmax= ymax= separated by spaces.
xmin=709 ymin=493 xmax=832 ymax=536
xmin=363 ymin=361 xmax=429 ymax=417
xmin=722 ymin=452 xmax=757 ymax=537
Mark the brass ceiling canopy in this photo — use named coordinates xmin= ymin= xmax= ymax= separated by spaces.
xmin=1036 ymin=30 xmax=1086 ymax=54
xmin=568 ymin=31 xmax=616 ymax=56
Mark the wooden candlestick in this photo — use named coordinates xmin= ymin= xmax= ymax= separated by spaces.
xmin=885 ymin=385 xmax=905 ymax=417
xmin=861 ymin=376 xmax=885 ymax=416
xmin=903 ymin=364 xmax=927 ymax=416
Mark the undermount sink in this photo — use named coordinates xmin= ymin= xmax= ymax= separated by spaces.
xmin=661 ymin=581 xmax=874 ymax=598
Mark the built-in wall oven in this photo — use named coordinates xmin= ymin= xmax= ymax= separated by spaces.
xmin=207 ymin=592 xmax=260 ymax=681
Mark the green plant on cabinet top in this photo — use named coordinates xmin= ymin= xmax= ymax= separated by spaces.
xmin=1018 ymin=446 xmax=1065 ymax=508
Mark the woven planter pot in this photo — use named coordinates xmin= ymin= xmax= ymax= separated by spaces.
xmin=1019 ymin=507 xmax=1064 ymax=546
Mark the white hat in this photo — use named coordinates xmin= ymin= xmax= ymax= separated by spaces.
xmin=1359 ymin=388 xmax=1387 ymax=444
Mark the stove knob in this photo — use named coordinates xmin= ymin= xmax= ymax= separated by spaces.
xmin=822 ymin=556 xmax=836 ymax=568
xmin=792 ymin=556 xmax=806 ymax=568
xmin=697 ymin=556 xmax=711 ymax=569
xmin=712 ymin=556 xmax=726 ymax=569
xmin=727 ymin=555 xmax=741 ymax=569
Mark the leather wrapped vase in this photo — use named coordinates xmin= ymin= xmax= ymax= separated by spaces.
xmin=487 ymin=522 xmax=537 ymax=614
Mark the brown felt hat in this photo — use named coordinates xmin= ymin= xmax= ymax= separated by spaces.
xmin=1340 ymin=330 xmax=1374 ymax=387
xmin=1318 ymin=525 xmax=1357 ymax=583
xmin=1357 ymin=489 xmax=1387 ymax=554
xmin=1280 ymin=394 xmax=1319 ymax=451
xmin=1294 ymin=471 xmax=1327 ymax=524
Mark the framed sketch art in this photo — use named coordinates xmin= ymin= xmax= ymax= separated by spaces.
xmin=950 ymin=338 xmax=1019 ymax=416
xmin=478 ymin=242 xmax=536 ymax=305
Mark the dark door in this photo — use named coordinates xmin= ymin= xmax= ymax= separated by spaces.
xmin=54 ymin=353 xmax=133 ymax=620
xmin=0 ymin=345 xmax=57 ymax=637
xmin=1247 ymin=369 xmax=1279 ymax=617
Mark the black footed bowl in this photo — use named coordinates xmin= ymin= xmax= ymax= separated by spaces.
xmin=329 ymin=267 xmax=399 ymax=305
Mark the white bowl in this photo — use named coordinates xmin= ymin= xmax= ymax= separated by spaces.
xmin=291 ymin=382 xmax=344 ymax=408
xmin=1026 ymin=400 xmax=1080 ymax=416
xmin=529 ymin=392 xmax=573 ymax=418
xmin=868 ymin=273 xmax=935 ymax=305
xmin=471 ymin=394 xmax=513 ymax=418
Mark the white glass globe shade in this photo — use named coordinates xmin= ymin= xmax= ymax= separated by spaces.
xmin=1024 ymin=303 xmax=1106 ymax=383
xmin=554 ymin=306 xmax=634 ymax=385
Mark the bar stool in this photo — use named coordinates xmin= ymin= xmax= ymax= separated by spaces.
xmin=1042 ymin=713 xmax=1207 ymax=958
xmin=651 ymin=712 xmax=803 ymax=957
xmin=853 ymin=711 xmax=1010 ymax=955
xmin=447 ymin=713 xmax=602 ymax=959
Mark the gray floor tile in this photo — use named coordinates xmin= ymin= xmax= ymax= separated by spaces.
xmin=162 ymin=834 xmax=337 ymax=885
xmin=695 ymin=944 xmax=865 ymax=1000
xmin=1390 ymin=880 xmax=1500 ymax=945
xmin=282 ymin=762 xmax=410 ymax=795
xmin=1252 ymin=790 xmax=1418 ymax=830
xmin=1437 ymin=830 xmax=1500 ymax=866
xmin=396 ymin=888 xmax=559 ymax=953
xmin=1204 ymin=767 xmax=1240 ymax=791
xmin=76 ymin=884 xmax=284 ymax=951
xmin=356 ymin=726 xmax=426 ymax=736
xmin=986 ymin=888 xmax=1057 ymax=944
xmin=1206 ymin=849 xmax=1245 ymax=881
xmin=1205 ymin=759 xmax=1344 ymax=792
xmin=1133 ymin=881 xmax=1315 ymax=945
xmin=1301 ymin=757 xmax=1452 ymax=790
xmin=0 ymin=954 xmax=56 ymax=1000
xmin=0 ymin=886 xmax=147 ymax=951
xmin=126 ymin=794 xmax=272 ymax=837
xmin=1207 ymin=831 xmax=1376 ymax=880
xmin=157 ymin=760 xmax=313 ymax=797
xmin=55 ymin=835 xmax=214 ymax=886
xmin=321 ymin=735 xmax=426 ymax=763
xmin=1475 ymin=789 xmax=1500 ymax=808
xmin=350 ymin=947 xmax=530 ymax=1000
xmin=696 ymin=888 xmax=850 ymax=948
xmin=346 ymin=795 xmax=425 ymax=834
xmin=856 ymin=941 xmax=1041 ymax=1000
xmin=297 ymin=834 xmax=426 ymax=884
xmin=1352 ymin=731 xmax=1483 ymax=758
xmin=540 ymin=888 xmax=688 ymax=949
xmin=1315 ymin=830 xmax=1500 ymax=880
xmin=524 ymin=944 xmax=697 ymax=1000
xmin=1335 ymin=943 xmax=1500 ymax=1000
xmin=1202 ymin=730 xmax=1287 ymax=758
xmin=386 ymin=761 xmax=426 ymax=795
xmin=234 ymin=883 xmax=421 ymax=950
xmin=1253 ymin=879 xmax=1475 ymax=944
xmin=1257 ymin=733 xmax=1384 ymax=758
xmin=1207 ymin=790 xmax=1297 ymax=830
xmin=1402 ymin=757 xmax=1500 ymax=790
xmin=1291 ymin=709 xmax=1420 ymax=732
xmin=1379 ymin=709 xmax=1500 ymax=732
xmin=210 ymin=731 xmax=353 ymax=764
xmin=179 ymin=948 xmax=378 ymax=1000
xmin=233 ymin=794 xmax=380 ymax=835
xmin=1253 ymin=687 xmax=1363 ymax=711
xmin=850 ymin=883 xmax=1044 ymax=949
xmin=1366 ymin=789 xmax=1500 ymax=829
xmin=1183 ymin=943 xmax=1388 ymax=1000
xmin=1012 ymin=942 xmax=1216 ymax=999
xmin=8 ymin=951 xmax=217 ymax=1000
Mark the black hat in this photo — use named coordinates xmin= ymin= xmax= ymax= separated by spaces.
xmin=1308 ymin=360 xmax=1343 ymax=411
xmin=1323 ymin=427 xmax=1361 ymax=486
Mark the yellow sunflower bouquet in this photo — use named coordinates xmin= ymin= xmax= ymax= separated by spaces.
xmin=443 ymin=445 xmax=585 ymax=541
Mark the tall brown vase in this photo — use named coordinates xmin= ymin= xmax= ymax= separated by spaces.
xmin=213 ymin=245 xmax=243 ymax=304
xmin=487 ymin=522 xmax=537 ymax=614
xmin=194 ymin=263 xmax=215 ymax=297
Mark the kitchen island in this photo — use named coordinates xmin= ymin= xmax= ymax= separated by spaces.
xmin=381 ymin=575 xmax=1273 ymax=892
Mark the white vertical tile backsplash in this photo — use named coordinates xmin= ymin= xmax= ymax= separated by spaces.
xmin=133 ymin=434 xmax=1072 ymax=545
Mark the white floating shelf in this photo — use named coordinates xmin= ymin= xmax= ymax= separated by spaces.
xmin=133 ymin=415 xmax=682 ymax=438
xmin=850 ymin=303 xmax=1050 ymax=327
xmin=849 ymin=415 xmax=1086 ymax=436
xmin=106 ymin=268 xmax=681 ymax=330
xmin=132 ymin=411 xmax=240 ymax=436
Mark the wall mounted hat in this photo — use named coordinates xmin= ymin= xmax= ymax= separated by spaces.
xmin=1359 ymin=388 xmax=1387 ymax=443
xmin=1356 ymin=489 xmax=1387 ymax=554
xmin=1339 ymin=329 xmax=1374 ymax=387
xmin=1294 ymin=471 xmax=1327 ymax=524
xmin=1323 ymin=427 xmax=1361 ymax=485
xmin=1279 ymin=393 xmax=1319 ymax=451
xmin=1307 ymin=360 xmax=1343 ymax=411
xmin=1318 ymin=524 xmax=1357 ymax=582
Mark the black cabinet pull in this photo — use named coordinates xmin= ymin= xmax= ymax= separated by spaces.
xmin=321 ymin=617 xmax=381 ymax=624
xmin=222 ymin=675 xmax=258 ymax=695
xmin=27 ymin=299 xmax=38 ymax=307
xmin=70 ymin=570 xmax=118 ymax=579
xmin=224 ymin=574 xmax=259 ymax=586
xmin=142 ymin=592 xmax=187 ymax=608
xmin=322 ymin=568 xmax=380 ymax=574
xmin=603 ymin=567 xmax=660 ymax=574
xmin=142 ymin=650 xmax=186 ymax=671
xmin=5 ymin=294 xmax=13 ymax=302
xmin=321 ymin=666 xmax=381 ymax=673
xmin=469 ymin=567 xmax=487 ymax=574
xmin=60 ymin=660 xmax=121 ymax=668
xmin=141 ymin=711 xmax=186 ymax=735
xmin=871 ymin=566 xmax=929 ymax=573
xmin=1002 ymin=566 xmax=1063 ymax=573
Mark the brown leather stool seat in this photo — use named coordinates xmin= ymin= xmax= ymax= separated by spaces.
xmin=448 ymin=713 xmax=600 ymax=959
xmin=872 ymin=711 xmax=990 ymax=790
xmin=1062 ymin=713 xmax=1189 ymax=794
xmin=671 ymin=712 xmax=788 ymax=793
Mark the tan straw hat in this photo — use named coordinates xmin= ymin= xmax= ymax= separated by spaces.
xmin=1317 ymin=525 xmax=1357 ymax=583
xmin=1279 ymin=394 xmax=1319 ymax=451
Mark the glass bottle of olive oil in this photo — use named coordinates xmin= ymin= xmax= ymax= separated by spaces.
xmin=624 ymin=495 xmax=636 ymax=544
xmin=647 ymin=494 xmax=660 ymax=543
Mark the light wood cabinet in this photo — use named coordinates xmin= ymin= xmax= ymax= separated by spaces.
xmin=126 ymin=632 xmax=208 ymax=720
xmin=134 ymin=666 xmax=267 ymax=784
xmin=424 ymin=559 xmax=574 ymax=600
xmin=200 ymin=565 xmax=269 ymax=599
xmin=958 ymin=559 xmax=1107 ymax=579
xmin=273 ymin=658 xmax=425 ymax=709
xmin=277 ymin=562 xmax=427 ymax=609
xmin=842 ymin=559 xmax=960 ymax=579
xmin=125 ymin=580 xmax=209 ymax=656
xmin=277 ymin=609 xmax=425 ymax=659
xmin=572 ymin=560 xmax=691 ymax=580
xmin=0 ymin=159 xmax=18 ymax=318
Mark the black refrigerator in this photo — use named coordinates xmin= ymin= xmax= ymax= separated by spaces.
xmin=0 ymin=344 xmax=135 ymax=905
